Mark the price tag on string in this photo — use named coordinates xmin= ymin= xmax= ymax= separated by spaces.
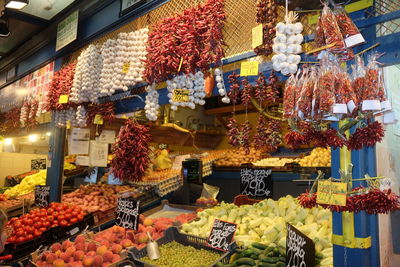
xmin=66 ymin=120 xmax=71 ymax=129
xmin=172 ymin=89 xmax=190 ymax=102
xmin=94 ymin=114 xmax=104 ymax=125
xmin=286 ymin=223 xmax=315 ymax=267
xmin=59 ymin=95 xmax=69 ymax=104
xmin=122 ymin=62 xmax=131 ymax=74
xmin=207 ymin=219 xmax=237 ymax=251
xmin=316 ymin=180 xmax=347 ymax=206
xmin=240 ymin=165 xmax=273 ymax=198
xmin=252 ymin=24 xmax=263 ymax=49
xmin=35 ymin=185 xmax=50 ymax=207
xmin=308 ymin=14 xmax=319 ymax=25
xmin=115 ymin=196 xmax=140 ymax=230
xmin=240 ymin=61 xmax=259 ymax=76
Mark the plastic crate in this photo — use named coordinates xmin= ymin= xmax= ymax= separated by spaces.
xmin=233 ymin=195 xmax=261 ymax=206
xmin=130 ymin=227 xmax=236 ymax=267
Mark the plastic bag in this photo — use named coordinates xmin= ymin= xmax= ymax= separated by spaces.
xmin=333 ymin=63 xmax=358 ymax=114
xmin=195 ymin=183 xmax=219 ymax=207
xmin=319 ymin=4 xmax=354 ymax=60
xmin=351 ymin=55 xmax=367 ymax=104
xmin=283 ymin=73 xmax=299 ymax=119
xmin=297 ymin=67 xmax=318 ymax=119
xmin=318 ymin=57 xmax=336 ymax=117
xmin=334 ymin=6 xmax=365 ymax=48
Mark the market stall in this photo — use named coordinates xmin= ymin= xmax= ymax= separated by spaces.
xmin=0 ymin=0 xmax=398 ymax=266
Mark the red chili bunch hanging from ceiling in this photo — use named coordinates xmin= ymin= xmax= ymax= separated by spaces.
xmin=46 ymin=63 xmax=77 ymax=111
xmin=144 ymin=0 xmax=226 ymax=83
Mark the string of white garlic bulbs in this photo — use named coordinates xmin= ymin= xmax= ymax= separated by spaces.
xmin=166 ymin=71 xmax=206 ymax=111
xmin=74 ymin=105 xmax=87 ymax=127
xmin=272 ymin=12 xmax=303 ymax=75
xmin=20 ymin=101 xmax=29 ymax=126
xmin=214 ymin=68 xmax=230 ymax=104
xmin=54 ymin=110 xmax=67 ymax=128
xmin=99 ymin=39 xmax=117 ymax=96
xmin=144 ymin=83 xmax=159 ymax=121
xmin=111 ymin=28 xmax=148 ymax=91
xmin=70 ymin=44 xmax=102 ymax=103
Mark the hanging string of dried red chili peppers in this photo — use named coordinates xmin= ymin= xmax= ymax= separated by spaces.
xmin=47 ymin=63 xmax=77 ymax=111
xmin=86 ymin=102 xmax=116 ymax=125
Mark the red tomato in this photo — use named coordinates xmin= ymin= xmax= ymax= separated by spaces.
xmin=61 ymin=203 xmax=68 ymax=210
xmin=47 ymin=208 xmax=54 ymax=214
xmin=47 ymin=215 xmax=54 ymax=222
xmin=42 ymin=221 xmax=51 ymax=228
xmin=55 ymin=206 xmax=62 ymax=212
xmin=24 ymin=226 xmax=34 ymax=234
xmin=34 ymin=222 xmax=43 ymax=229
xmin=9 ymin=218 xmax=18 ymax=224
xmin=39 ymin=212 xmax=47 ymax=217
xmin=66 ymin=208 xmax=72 ymax=214
xmin=7 ymin=236 xmax=16 ymax=243
xmin=77 ymin=214 xmax=84 ymax=221
xmin=39 ymin=227 xmax=47 ymax=232
xmin=13 ymin=221 xmax=22 ymax=228
xmin=69 ymin=218 xmax=78 ymax=224
xmin=16 ymin=236 xmax=26 ymax=244
xmin=15 ymin=230 xmax=25 ymax=237
xmin=57 ymin=215 xmax=65 ymax=221
xmin=53 ymin=220 xmax=59 ymax=225
xmin=40 ymin=208 xmax=47 ymax=213
xmin=33 ymin=230 xmax=42 ymax=238
xmin=26 ymin=234 xmax=34 ymax=241
xmin=64 ymin=213 xmax=72 ymax=220
xmin=59 ymin=220 xmax=68 ymax=227
xmin=26 ymin=219 xmax=34 ymax=226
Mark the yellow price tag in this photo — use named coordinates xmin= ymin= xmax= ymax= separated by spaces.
xmin=177 ymin=57 xmax=184 ymax=72
xmin=121 ymin=115 xmax=128 ymax=119
xmin=94 ymin=114 xmax=104 ymax=125
xmin=59 ymin=95 xmax=69 ymax=104
xmin=122 ymin=62 xmax=130 ymax=74
xmin=345 ymin=0 xmax=373 ymax=13
xmin=252 ymin=24 xmax=263 ymax=49
xmin=308 ymin=14 xmax=319 ymax=25
xmin=66 ymin=120 xmax=71 ymax=129
xmin=172 ymin=89 xmax=190 ymax=102
xmin=240 ymin=61 xmax=259 ymax=76
xmin=317 ymin=180 xmax=348 ymax=206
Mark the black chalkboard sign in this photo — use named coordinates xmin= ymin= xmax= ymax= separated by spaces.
xmin=31 ymin=159 xmax=46 ymax=171
xmin=286 ymin=223 xmax=315 ymax=267
xmin=35 ymin=185 xmax=50 ymax=207
xmin=207 ymin=219 xmax=237 ymax=252
xmin=115 ymin=197 xmax=140 ymax=230
xmin=240 ymin=166 xmax=273 ymax=198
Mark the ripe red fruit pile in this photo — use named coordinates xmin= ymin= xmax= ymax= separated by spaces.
xmin=34 ymin=236 xmax=122 ymax=267
xmin=6 ymin=202 xmax=85 ymax=244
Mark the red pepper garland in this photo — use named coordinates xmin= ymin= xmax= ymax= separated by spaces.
xmin=348 ymin=121 xmax=385 ymax=150
xmin=241 ymin=78 xmax=252 ymax=107
xmin=228 ymin=72 xmax=241 ymax=104
xmin=254 ymin=0 xmax=277 ymax=56
xmin=227 ymin=117 xmax=241 ymax=148
xmin=4 ymin=107 xmax=21 ymax=132
xmin=86 ymin=102 xmax=116 ymax=125
xmin=111 ymin=120 xmax=151 ymax=182
xmin=47 ymin=63 xmax=77 ymax=111
xmin=240 ymin=120 xmax=252 ymax=155
xmin=254 ymin=115 xmax=268 ymax=150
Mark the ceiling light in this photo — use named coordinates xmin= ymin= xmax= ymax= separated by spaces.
xmin=4 ymin=138 xmax=12 ymax=145
xmin=5 ymin=0 xmax=29 ymax=10
xmin=46 ymin=132 xmax=51 ymax=136
xmin=28 ymin=134 xmax=38 ymax=142
xmin=0 ymin=18 xmax=10 ymax=38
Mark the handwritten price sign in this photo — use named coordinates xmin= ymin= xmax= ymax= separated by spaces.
xmin=207 ymin=219 xmax=237 ymax=251
xmin=316 ymin=180 xmax=347 ymax=206
xmin=240 ymin=166 xmax=273 ymax=198
xmin=172 ymin=89 xmax=190 ymax=102
xmin=240 ymin=61 xmax=259 ymax=76
xmin=286 ymin=223 xmax=315 ymax=267
xmin=35 ymin=185 xmax=50 ymax=207
xmin=115 ymin=197 xmax=140 ymax=230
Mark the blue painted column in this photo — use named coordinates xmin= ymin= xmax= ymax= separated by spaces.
xmin=45 ymin=58 xmax=66 ymax=203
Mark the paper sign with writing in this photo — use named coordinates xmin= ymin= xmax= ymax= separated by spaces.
xmin=240 ymin=166 xmax=273 ymax=198
xmin=207 ymin=219 xmax=237 ymax=251
xmin=99 ymin=130 xmax=116 ymax=144
xmin=69 ymin=128 xmax=90 ymax=155
xmin=316 ymin=180 xmax=347 ymax=206
xmin=240 ymin=61 xmax=259 ymax=76
xmin=115 ymin=196 xmax=140 ymax=230
xmin=35 ymin=185 xmax=50 ymax=207
xmin=93 ymin=114 xmax=104 ymax=125
xmin=173 ymin=89 xmax=190 ymax=102
xmin=286 ymin=223 xmax=315 ymax=267
xmin=59 ymin=95 xmax=69 ymax=104
xmin=252 ymin=24 xmax=263 ymax=49
xmin=56 ymin=10 xmax=79 ymax=51
xmin=89 ymin=140 xmax=108 ymax=167
xmin=31 ymin=158 xmax=46 ymax=171
xmin=122 ymin=62 xmax=131 ymax=74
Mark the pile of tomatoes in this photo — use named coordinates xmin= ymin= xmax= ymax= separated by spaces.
xmin=6 ymin=202 xmax=86 ymax=244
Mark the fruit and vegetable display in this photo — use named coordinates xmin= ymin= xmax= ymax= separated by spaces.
xmin=214 ymin=148 xmax=263 ymax=167
xmin=181 ymin=196 xmax=333 ymax=263
xmin=253 ymin=157 xmax=296 ymax=167
xmin=92 ymin=213 xmax=196 ymax=250
xmin=62 ymin=184 xmax=131 ymax=213
xmin=6 ymin=202 xmax=86 ymax=244
xmin=4 ymin=170 xmax=46 ymax=198
xmin=33 ymin=234 xmax=123 ymax=267
xmin=140 ymin=241 xmax=221 ymax=267
xmin=298 ymin=147 xmax=331 ymax=167
xmin=216 ymin=242 xmax=332 ymax=267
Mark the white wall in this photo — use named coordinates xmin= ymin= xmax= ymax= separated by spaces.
xmin=376 ymin=65 xmax=400 ymax=266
